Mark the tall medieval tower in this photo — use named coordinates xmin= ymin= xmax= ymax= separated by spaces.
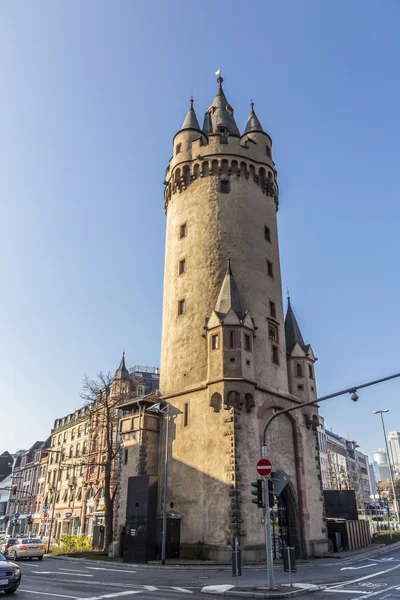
xmin=160 ymin=77 xmax=328 ymax=560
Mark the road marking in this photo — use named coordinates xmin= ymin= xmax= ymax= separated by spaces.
xmin=341 ymin=565 xmax=378 ymax=571
xmin=60 ymin=569 xmax=94 ymax=574
xmin=142 ymin=586 xmax=159 ymax=591
xmin=86 ymin=567 xmax=137 ymax=574
xmin=58 ymin=571 xmax=94 ymax=577
xmin=79 ymin=593 xmax=142 ymax=599
xmin=19 ymin=591 xmax=79 ymax=599
xmin=320 ymin=590 xmax=369 ymax=594
xmin=171 ymin=588 xmax=193 ymax=593
xmin=350 ymin=584 xmax=400 ymax=600
xmin=328 ymin=565 xmax=400 ymax=589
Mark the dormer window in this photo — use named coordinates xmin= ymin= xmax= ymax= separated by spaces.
xmin=226 ymin=104 xmax=234 ymax=116
xmin=176 ymin=143 xmax=182 ymax=155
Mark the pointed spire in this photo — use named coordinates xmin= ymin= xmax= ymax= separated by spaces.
xmin=181 ymin=97 xmax=201 ymax=131
xmin=202 ymin=76 xmax=240 ymax=137
xmin=244 ymin=101 xmax=264 ymax=134
xmin=214 ymin=258 xmax=243 ymax=320
xmin=285 ymin=297 xmax=306 ymax=353
xmin=114 ymin=351 xmax=130 ymax=381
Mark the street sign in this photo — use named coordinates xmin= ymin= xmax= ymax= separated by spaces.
xmin=256 ymin=458 xmax=272 ymax=477
xmin=14 ymin=513 xmax=20 ymax=519
xmin=43 ymin=503 xmax=49 ymax=510
xmin=9 ymin=499 xmax=14 ymax=503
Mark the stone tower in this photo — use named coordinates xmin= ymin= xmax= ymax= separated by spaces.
xmin=160 ymin=77 xmax=328 ymax=560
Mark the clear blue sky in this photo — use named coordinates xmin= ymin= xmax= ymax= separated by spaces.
xmin=1 ymin=1 xmax=399 ymax=456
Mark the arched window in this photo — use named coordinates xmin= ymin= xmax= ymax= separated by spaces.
xmin=296 ymin=363 xmax=303 ymax=377
xmin=183 ymin=165 xmax=191 ymax=187
xmin=212 ymin=160 xmax=219 ymax=175
xmin=202 ymin=161 xmax=209 ymax=177
xmin=231 ymin=160 xmax=238 ymax=175
xmin=193 ymin=163 xmax=200 ymax=179
xmin=210 ymin=393 xmax=222 ymax=413
xmin=227 ymin=390 xmax=242 ymax=409
xmin=240 ymin=161 xmax=247 ymax=177
xmin=245 ymin=393 xmax=255 ymax=412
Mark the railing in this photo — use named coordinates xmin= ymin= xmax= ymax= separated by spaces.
xmin=131 ymin=366 xmax=159 ymax=374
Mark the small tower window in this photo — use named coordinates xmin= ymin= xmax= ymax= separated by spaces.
xmin=296 ymin=363 xmax=303 ymax=378
xmin=269 ymin=301 xmax=276 ymax=319
xmin=264 ymin=226 xmax=271 ymax=242
xmin=266 ymin=146 xmax=272 ymax=158
xmin=244 ymin=334 xmax=252 ymax=352
xmin=267 ymin=260 xmax=274 ymax=278
xmin=124 ymin=449 xmax=128 ymax=465
xmin=221 ymin=180 xmax=229 ymax=193
xmin=178 ymin=299 xmax=185 ymax=316
xmin=272 ymin=345 xmax=279 ymax=365
xmin=179 ymin=258 xmax=186 ymax=275
xmin=180 ymin=223 xmax=187 ymax=239
xmin=184 ymin=403 xmax=189 ymax=427
xmin=309 ymin=365 xmax=314 ymax=379
xmin=229 ymin=331 xmax=235 ymax=348
xmin=297 ymin=384 xmax=304 ymax=391
xmin=211 ymin=334 xmax=219 ymax=350
xmin=268 ymin=324 xmax=278 ymax=342
xmin=176 ymin=143 xmax=182 ymax=155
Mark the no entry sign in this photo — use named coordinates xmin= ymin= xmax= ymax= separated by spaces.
xmin=256 ymin=458 xmax=272 ymax=477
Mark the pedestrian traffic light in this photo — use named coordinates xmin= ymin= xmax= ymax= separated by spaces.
xmin=251 ymin=480 xmax=263 ymax=508
xmin=27 ymin=515 xmax=32 ymax=525
xmin=12 ymin=486 xmax=17 ymax=496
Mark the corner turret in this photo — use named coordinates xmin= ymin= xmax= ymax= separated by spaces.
xmin=202 ymin=76 xmax=240 ymax=137
xmin=112 ymin=352 xmax=131 ymax=396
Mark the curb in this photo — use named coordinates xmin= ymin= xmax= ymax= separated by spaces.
xmin=45 ymin=541 xmax=400 ymax=572
xmin=201 ymin=584 xmax=320 ymax=598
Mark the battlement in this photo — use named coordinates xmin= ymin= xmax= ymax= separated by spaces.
xmin=164 ymin=153 xmax=279 ymax=213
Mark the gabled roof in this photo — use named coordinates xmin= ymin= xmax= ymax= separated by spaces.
xmin=285 ymin=297 xmax=306 ymax=354
xmin=214 ymin=259 xmax=243 ymax=321
xmin=202 ymin=76 xmax=240 ymax=137
xmin=244 ymin=102 xmax=264 ymax=134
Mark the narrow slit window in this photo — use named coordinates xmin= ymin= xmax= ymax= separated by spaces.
xmin=266 ymin=146 xmax=272 ymax=158
xmin=211 ymin=334 xmax=219 ymax=350
xmin=272 ymin=345 xmax=279 ymax=365
xmin=244 ymin=334 xmax=252 ymax=352
xmin=269 ymin=301 xmax=276 ymax=318
xmin=179 ymin=258 xmax=186 ymax=275
xmin=309 ymin=365 xmax=314 ymax=379
xmin=296 ymin=363 xmax=303 ymax=377
xmin=184 ymin=403 xmax=189 ymax=427
xmin=176 ymin=143 xmax=182 ymax=155
xmin=180 ymin=223 xmax=187 ymax=239
xmin=264 ymin=226 xmax=271 ymax=242
xmin=124 ymin=449 xmax=128 ymax=465
xmin=178 ymin=299 xmax=185 ymax=316
xmin=229 ymin=331 xmax=234 ymax=348
xmin=267 ymin=260 xmax=274 ymax=278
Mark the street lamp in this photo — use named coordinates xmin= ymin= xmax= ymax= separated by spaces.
xmin=373 ymin=410 xmax=399 ymax=522
xmin=261 ymin=371 xmax=400 ymax=591
xmin=147 ymin=402 xmax=170 ymax=565
xmin=46 ymin=448 xmax=64 ymax=553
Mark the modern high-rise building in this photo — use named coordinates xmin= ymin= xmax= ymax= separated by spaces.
xmin=159 ymin=76 xmax=328 ymax=559
xmin=388 ymin=432 xmax=400 ymax=472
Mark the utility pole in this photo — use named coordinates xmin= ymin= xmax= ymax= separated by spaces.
xmin=373 ymin=410 xmax=400 ymax=522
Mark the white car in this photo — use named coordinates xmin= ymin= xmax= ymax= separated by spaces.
xmin=7 ymin=538 xmax=46 ymax=561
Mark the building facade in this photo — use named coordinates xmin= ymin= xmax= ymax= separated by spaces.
xmin=155 ymin=77 xmax=328 ymax=560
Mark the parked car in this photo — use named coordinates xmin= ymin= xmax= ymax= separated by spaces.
xmin=7 ymin=538 xmax=46 ymax=561
xmin=0 ymin=552 xmax=21 ymax=594
xmin=0 ymin=539 xmax=18 ymax=558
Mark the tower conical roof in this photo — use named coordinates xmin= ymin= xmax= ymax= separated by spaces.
xmin=114 ymin=352 xmax=130 ymax=381
xmin=181 ymin=98 xmax=201 ymax=131
xmin=203 ymin=77 xmax=240 ymax=137
xmin=214 ymin=259 xmax=243 ymax=320
xmin=244 ymin=102 xmax=264 ymax=134
xmin=285 ymin=297 xmax=306 ymax=353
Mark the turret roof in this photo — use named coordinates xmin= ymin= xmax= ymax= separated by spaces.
xmin=181 ymin=98 xmax=201 ymax=131
xmin=244 ymin=102 xmax=264 ymax=134
xmin=202 ymin=77 xmax=240 ymax=137
xmin=214 ymin=258 xmax=243 ymax=320
xmin=114 ymin=352 xmax=130 ymax=381
xmin=285 ymin=297 xmax=306 ymax=353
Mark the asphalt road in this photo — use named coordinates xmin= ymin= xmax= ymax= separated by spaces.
xmin=6 ymin=546 xmax=400 ymax=599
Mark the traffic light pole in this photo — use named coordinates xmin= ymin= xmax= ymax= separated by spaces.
xmin=261 ymin=447 xmax=274 ymax=590
xmin=260 ymin=370 xmax=400 ymax=591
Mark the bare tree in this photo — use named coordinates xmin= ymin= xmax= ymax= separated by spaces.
xmin=80 ymin=372 xmax=129 ymax=551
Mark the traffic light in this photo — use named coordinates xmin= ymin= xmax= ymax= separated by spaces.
xmin=251 ymin=480 xmax=263 ymax=508
xmin=268 ymin=479 xmax=275 ymax=507
xmin=12 ymin=485 xmax=17 ymax=496
xmin=27 ymin=515 xmax=32 ymax=525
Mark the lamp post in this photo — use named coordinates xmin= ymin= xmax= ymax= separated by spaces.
xmin=261 ymin=371 xmax=400 ymax=591
xmin=370 ymin=493 xmax=380 ymax=531
xmin=47 ymin=448 xmax=64 ymax=553
xmin=373 ymin=410 xmax=399 ymax=523
xmin=148 ymin=402 xmax=170 ymax=565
